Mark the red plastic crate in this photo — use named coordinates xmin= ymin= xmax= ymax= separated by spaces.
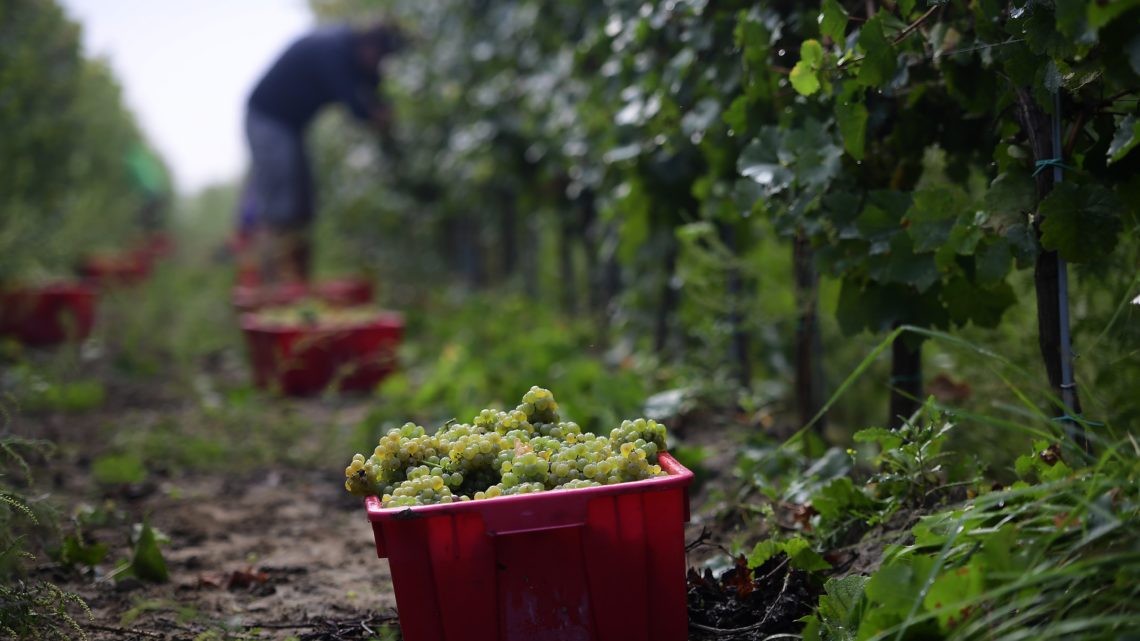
xmin=0 ymin=282 xmax=97 ymax=346
xmin=79 ymin=250 xmax=152 ymax=287
xmin=365 ymin=453 xmax=693 ymax=641
xmin=240 ymin=311 xmax=403 ymax=396
xmin=134 ymin=232 xmax=176 ymax=261
xmin=231 ymin=277 xmax=374 ymax=312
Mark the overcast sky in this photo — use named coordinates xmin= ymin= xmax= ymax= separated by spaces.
xmin=60 ymin=0 xmax=313 ymax=194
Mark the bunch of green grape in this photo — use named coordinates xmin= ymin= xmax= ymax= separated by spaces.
xmin=343 ymin=387 xmax=670 ymax=507
xmin=256 ymin=301 xmax=383 ymax=328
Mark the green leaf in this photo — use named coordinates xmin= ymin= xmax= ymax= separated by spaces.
xmin=738 ymin=129 xmax=794 ymax=195
xmin=1014 ymin=453 xmax=1038 ymax=479
xmin=791 ymin=66 xmax=820 ymax=96
xmin=869 ymin=234 xmax=940 ymax=292
xmin=1107 ymin=114 xmax=1140 ymax=165
xmin=748 ymin=539 xmax=781 ymax=569
xmin=817 ymin=575 xmax=869 ymax=629
xmin=801 ymin=616 xmax=823 ymax=641
xmin=1087 ymin=0 xmax=1140 ymax=30
xmin=782 ymin=537 xmax=832 ymax=571
xmin=723 ymin=95 xmax=749 ymax=133
xmin=801 ymin=39 xmax=825 ymax=68
xmin=974 ymin=238 xmax=1011 ymax=285
xmin=812 ymin=477 xmax=876 ymax=520
xmin=856 ymin=204 xmax=899 ymax=254
xmin=59 ymin=535 xmax=109 ymax=567
xmin=748 ymin=537 xmax=830 ymax=571
xmin=1039 ymin=183 xmax=1124 ymax=263
xmin=791 ymin=40 xmax=825 ymax=96
xmin=131 ymin=521 xmax=169 ymax=583
xmin=736 ymin=11 xmax=773 ymax=67
xmin=898 ymin=0 xmax=917 ymax=16
xmin=936 ymin=221 xmax=983 ymax=270
xmin=942 ymin=278 xmax=1016 ymax=328
xmin=854 ymin=426 xmax=903 ymax=450
xmin=984 ymin=172 xmax=1035 ymax=228
xmin=783 ymin=119 xmax=844 ymax=188
xmin=820 ymin=0 xmax=849 ymax=44
xmin=865 ymin=560 xmax=917 ymax=616
xmin=923 ymin=562 xmax=984 ymax=630
xmin=92 ymin=453 xmax=147 ymax=485
xmin=835 ymin=100 xmax=868 ymax=160
xmin=1015 ymin=5 xmax=1077 ymax=58
xmin=857 ymin=14 xmax=898 ymax=88
xmin=1054 ymin=0 xmax=1091 ymax=40
xmin=907 ymin=187 xmax=971 ymax=253
xmin=979 ymin=525 xmax=1019 ymax=574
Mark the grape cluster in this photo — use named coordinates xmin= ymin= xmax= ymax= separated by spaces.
xmin=343 ymin=387 xmax=670 ymax=506
xmin=257 ymin=301 xmax=382 ymax=328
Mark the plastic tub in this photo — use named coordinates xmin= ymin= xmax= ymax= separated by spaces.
xmin=134 ymin=232 xmax=176 ymax=261
xmin=240 ymin=311 xmax=403 ymax=396
xmin=0 ymin=282 xmax=97 ymax=346
xmin=365 ymin=453 xmax=693 ymax=641
xmin=79 ymin=250 xmax=152 ymax=287
xmin=231 ymin=277 xmax=374 ymax=312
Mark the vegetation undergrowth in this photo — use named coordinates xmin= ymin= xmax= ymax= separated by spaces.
xmin=357 ymin=291 xmax=668 ymax=442
xmin=703 ymin=327 xmax=1139 ymax=641
xmin=0 ymin=434 xmax=91 ymax=639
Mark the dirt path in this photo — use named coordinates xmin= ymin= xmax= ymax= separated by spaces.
xmin=54 ymin=464 xmax=397 ymax=640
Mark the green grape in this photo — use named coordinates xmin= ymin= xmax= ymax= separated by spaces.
xmin=345 ymin=388 xmax=670 ymax=504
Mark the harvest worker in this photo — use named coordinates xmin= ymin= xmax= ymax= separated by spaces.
xmin=243 ymin=22 xmax=406 ymax=282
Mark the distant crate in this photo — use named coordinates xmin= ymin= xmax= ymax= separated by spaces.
xmin=365 ymin=452 xmax=694 ymax=641
xmin=240 ymin=310 xmax=403 ymax=396
xmin=79 ymin=250 xmax=152 ymax=287
xmin=231 ymin=277 xmax=374 ymax=312
xmin=0 ymin=282 xmax=97 ymax=346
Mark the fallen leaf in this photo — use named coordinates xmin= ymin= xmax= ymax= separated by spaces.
xmin=227 ymin=567 xmax=270 ymax=590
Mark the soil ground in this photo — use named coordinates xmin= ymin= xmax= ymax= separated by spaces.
xmin=23 ymin=388 xmax=400 ymax=640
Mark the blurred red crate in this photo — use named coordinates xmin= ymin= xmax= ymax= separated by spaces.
xmin=0 ymin=282 xmax=97 ymax=346
xmin=134 ymin=232 xmax=176 ymax=261
xmin=79 ymin=250 xmax=152 ymax=287
xmin=231 ymin=277 xmax=374 ymax=312
xmin=240 ymin=310 xmax=403 ymax=395
xmin=364 ymin=453 xmax=694 ymax=641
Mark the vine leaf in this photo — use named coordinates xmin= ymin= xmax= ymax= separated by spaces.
xmin=1086 ymin=0 xmax=1140 ymax=31
xmin=1039 ymin=183 xmax=1123 ymax=263
xmin=738 ymin=128 xmax=793 ymax=196
xmin=857 ymin=14 xmax=898 ymax=88
xmin=984 ymin=172 xmax=1035 ymax=228
xmin=791 ymin=39 xmax=825 ymax=96
xmin=868 ymin=235 xmax=940 ymax=292
xmin=835 ymin=100 xmax=868 ymax=160
xmin=943 ymin=278 xmax=1016 ymax=328
xmin=974 ymin=238 xmax=1012 ymax=286
xmin=723 ymin=95 xmax=748 ymax=133
xmin=906 ymin=187 xmax=970 ymax=253
xmin=820 ymin=0 xmax=849 ymax=45
xmin=1107 ymin=114 xmax=1140 ymax=165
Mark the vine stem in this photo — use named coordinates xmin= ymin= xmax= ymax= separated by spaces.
xmin=891 ymin=4 xmax=939 ymax=45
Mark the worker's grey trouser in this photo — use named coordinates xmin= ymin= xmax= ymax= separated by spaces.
xmin=245 ymin=108 xmax=313 ymax=229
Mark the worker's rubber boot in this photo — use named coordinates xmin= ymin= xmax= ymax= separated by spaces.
xmin=255 ymin=227 xmax=312 ymax=285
